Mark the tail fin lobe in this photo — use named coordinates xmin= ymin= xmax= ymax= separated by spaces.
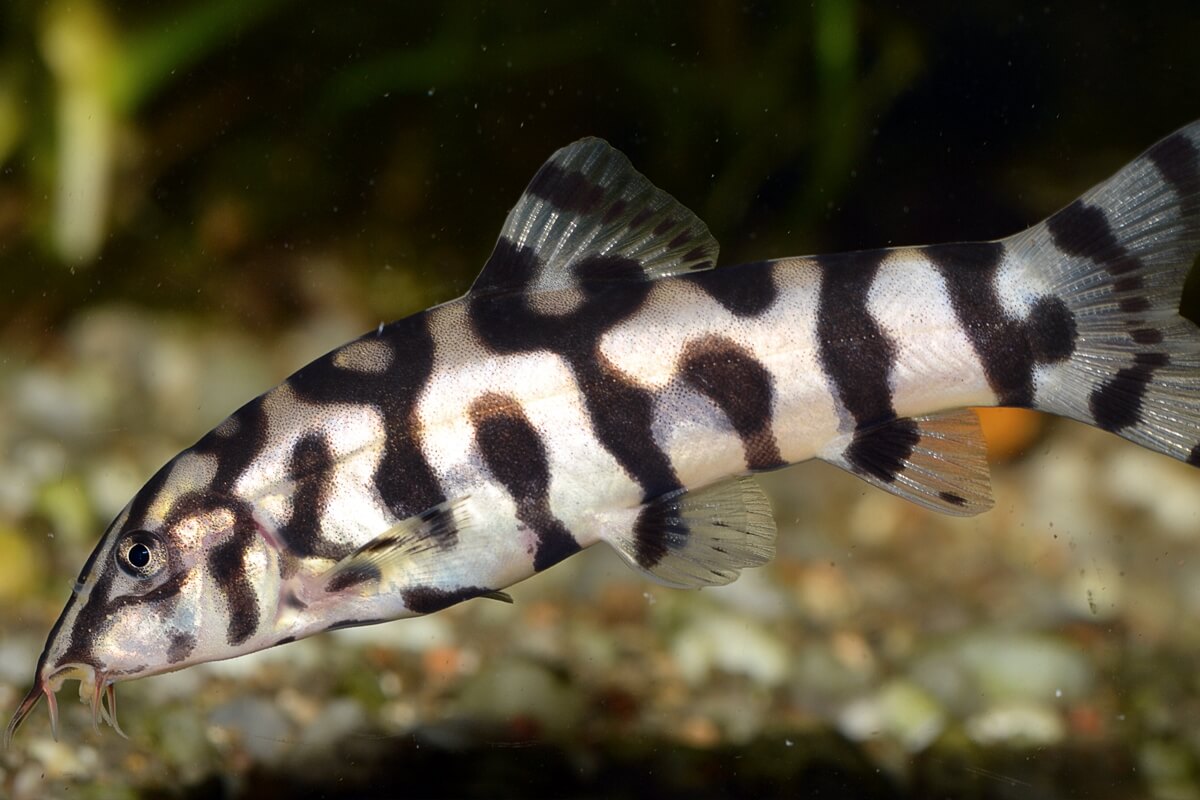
xmin=1014 ymin=120 xmax=1200 ymax=465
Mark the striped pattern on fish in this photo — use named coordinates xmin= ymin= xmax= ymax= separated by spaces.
xmin=7 ymin=121 xmax=1200 ymax=744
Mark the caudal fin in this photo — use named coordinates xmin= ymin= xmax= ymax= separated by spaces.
xmin=1010 ymin=120 xmax=1200 ymax=465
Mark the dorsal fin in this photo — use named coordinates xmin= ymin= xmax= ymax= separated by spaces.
xmin=470 ymin=138 xmax=719 ymax=296
xmin=819 ymin=410 xmax=994 ymax=516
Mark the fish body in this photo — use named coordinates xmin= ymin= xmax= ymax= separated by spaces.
xmin=8 ymin=122 xmax=1200 ymax=743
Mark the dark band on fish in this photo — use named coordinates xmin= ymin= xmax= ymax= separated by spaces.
xmin=402 ymin=585 xmax=498 ymax=615
xmin=1090 ymin=352 xmax=1171 ymax=432
xmin=816 ymin=250 xmax=897 ymax=427
xmin=816 ymin=250 xmax=923 ymax=481
xmin=846 ymin=417 xmax=921 ymax=483
xmin=1146 ymin=132 xmax=1200 ymax=220
xmin=683 ymin=262 xmax=777 ymax=317
xmin=630 ymin=494 xmax=684 ymax=570
xmin=207 ymin=525 xmax=260 ymax=647
xmin=56 ymin=571 xmax=116 ymax=667
xmin=527 ymin=161 xmax=606 ymax=216
xmin=939 ymin=491 xmax=968 ymax=507
xmin=325 ymin=563 xmax=382 ymax=594
xmin=474 ymin=237 xmax=544 ymax=296
xmin=572 ymin=354 xmax=682 ymax=503
xmin=166 ymin=632 xmax=196 ymax=665
xmin=201 ymin=401 xmax=270 ymax=495
xmin=470 ymin=395 xmax=581 ymax=572
xmin=324 ymin=618 xmax=386 ymax=633
xmin=679 ymin=336 xmax=784 ymax=471
xmin=925 ymin=242 xmax=1075 ymax=408
xmin=1047 ymin=200 xmax=1145 ymax=277
xmin=277 ymin=433 xmax=353 ymax=560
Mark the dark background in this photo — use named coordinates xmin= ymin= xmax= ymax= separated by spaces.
xmin=2 ymin=2 xmax=1198 ymax=336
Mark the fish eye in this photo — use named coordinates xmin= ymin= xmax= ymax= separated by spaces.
xmin=115 ymin=531 xmax=166 ymax=578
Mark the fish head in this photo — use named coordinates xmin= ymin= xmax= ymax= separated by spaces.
xmin=5 ymin=448 xmax=283 ymax=745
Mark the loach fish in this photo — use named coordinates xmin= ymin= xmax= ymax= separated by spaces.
xmin=6 ymin=121 xmax=1200 ymax=745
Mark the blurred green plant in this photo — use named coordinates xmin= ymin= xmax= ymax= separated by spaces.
xmin=6 ymin=0 xmax=289 ymax=264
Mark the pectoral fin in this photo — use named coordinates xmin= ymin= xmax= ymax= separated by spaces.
xmin=318 ymin=498 xmax=473 ymax=595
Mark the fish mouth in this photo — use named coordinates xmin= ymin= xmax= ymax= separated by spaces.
xmin=3 ymin=663 xmax=126 ymax=747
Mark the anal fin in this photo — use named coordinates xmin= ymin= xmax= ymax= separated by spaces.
xmin=820 ymin=410 xmax=994 ymax=516
xmin=602 ymin=477 xmax=777 ymax=589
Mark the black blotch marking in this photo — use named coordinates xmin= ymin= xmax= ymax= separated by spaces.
xmin=630 ymin=208 xmax=654 ymax=228
xmin=118 ymin=569 xmax=192 ymax=609
xmin=192 ymin=401 xmax=270 ymax=496
xmin=416 ymin=504 xmax=460 ymax=550
xmin=1113 ymin=275 xmax=1143 ymax=293
xmin=683 ymin=246 xmax=710 ymax=263
xmin=602 ymin=198 xmax=628 ymax=224
xmin=1146 ymin=132 xmax=1200 ymax=220
xmin=1188 ymin=443 xmax=1200 ymax=466
xmin=57 ymin=571 xmax=115 ymax=668
xmin=1047 ymin=199 xmax=1144 ymax=275
xmin=846 ymin=418 xmax=921 ymax=483
xmin=574 ymin=252 xmax=645 ymax=287
xmin=652 ymin=219 xmax=675 ymax=236
xmin=471 ymin=395 xmax=581 ymax=572
xmin=362 ymin=534 xmax=401 ymax=554
xmin=939 ymin=491 xmax=968 ymax=507
xmin=276 ymin=636 xmax=296 ymax=646
xmin=531 ymin=530 xmax=581 ymax=572
xmin=816 ymin=250 xmax=898 ymax=424
xmin=325 ymin=563 xmax=382 ymax=594
xmin=680 ymin=336 xmax=784 ymax=471
xmin=668 ymin=231 xmax=692 ymax=250
xmin=631 ymin=499 xmax=686 ymax=571
xmin=1026 ymin=296 xmax=1077 ymax=363
xmin=684 ymin=261 xmax=777 ymax=317
xmin=527 ymin=161 xmax=605 ymax=215
xmin=1088 ymin=353 xmax=1170 ymax=432
xmin=473 ymin=236 xmax=543 ymax=295
xmin=123 ymin=461 xmax=176 ymax=533
xmin=1119 ymin=296 xmax=1152 ymax=313
xmin=289 ymin=434 xmax=332 ymax=480
xmin=324 ymin=618 xmax=385 ymax=633
xmin=472 ymin=398 xmax=551 ymax=507
xmin=67 ymin=515 xmax=122 ymax=600
xmin=1131 ymin=328 xmax=1164 ymax=345
xmin=277 ymin=434 xmax=351 ymax=560
xmin=403 ymin=586 xmax=498 ymax=615
xmin=1136 ymin=352 xmax=1170 ymax=368
xmin=166 ymin=632 xmax=196 ymax=665
xmin=208 ymin=527 xmax=259 ymax=647
xmin=574 ymin=357 xmax=681 ymax=501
